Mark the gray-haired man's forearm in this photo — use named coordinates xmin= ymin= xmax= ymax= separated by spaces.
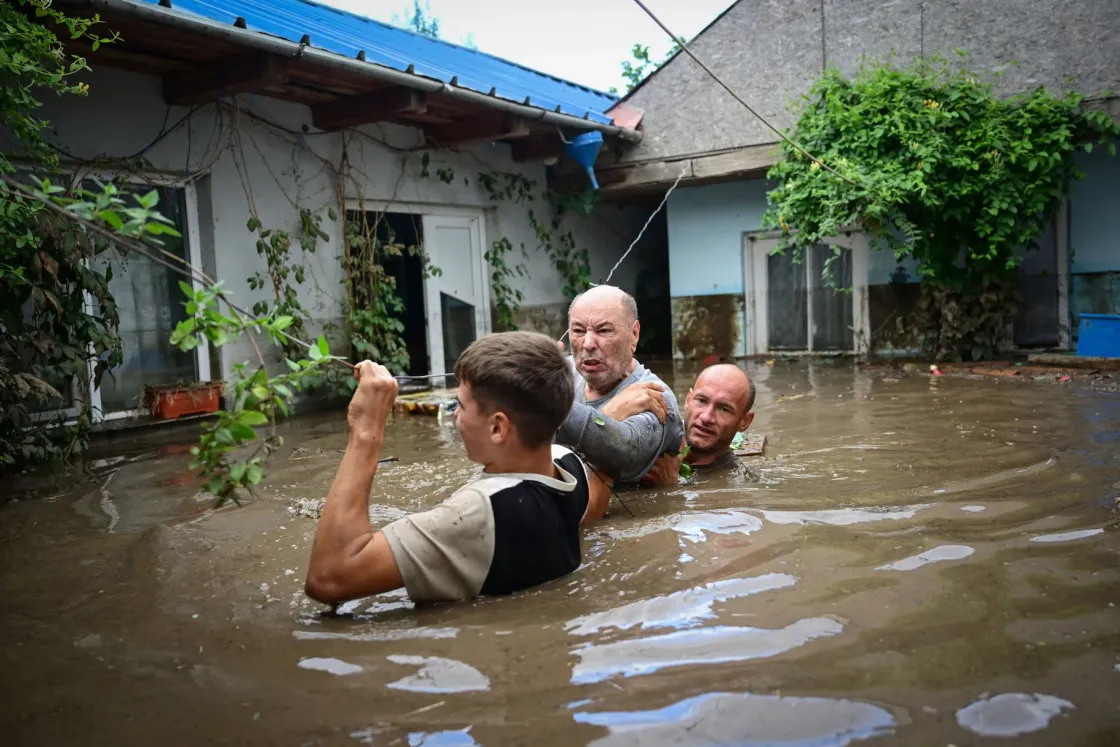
xmin=555 ymin=402 xmax=669 ymax=483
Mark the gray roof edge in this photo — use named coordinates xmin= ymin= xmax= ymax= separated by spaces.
xmin=76 ymin=0 xmax=642 ymax=141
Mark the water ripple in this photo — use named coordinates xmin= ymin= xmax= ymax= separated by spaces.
xmin=574 ymin=691 xmax=897 ymax=746
xmin=565 ymin=573 xmax=798 ymax=636
xmin=571 ymin=618 xmax=844 ymax=684
xmin=955 ymin=693 xmax=1074 ymax=737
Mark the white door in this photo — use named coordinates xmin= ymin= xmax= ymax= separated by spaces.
xmin=743 ymin=234 xmax=870 ymax=356
xmin=422 ymin=214 xmax=490 ymax=379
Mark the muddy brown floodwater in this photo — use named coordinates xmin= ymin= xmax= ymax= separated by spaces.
xmin=2 ymin=361 xmax=1119 ymax=746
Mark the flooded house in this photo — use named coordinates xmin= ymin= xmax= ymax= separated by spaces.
xmin=14 ymin=0 xmax=660 ymax=424
xmin=561 ymin=0 xmax=1120 ymax=361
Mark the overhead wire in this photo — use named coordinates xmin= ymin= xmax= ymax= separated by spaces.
xmin=629 ymin=0 xmax=861 ymax=187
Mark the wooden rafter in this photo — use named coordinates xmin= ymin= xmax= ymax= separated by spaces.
xmin=511 ymin=135 xmax=568 ymax=163
xmin=162 ymin=54 xmax=290 ymax=106
xmin=424 ymin=116 xmax=531 ymax=148
xmin=311 ymin=88 xmax=428 ymax=131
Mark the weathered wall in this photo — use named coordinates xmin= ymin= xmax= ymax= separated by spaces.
xmin=24 ymin=65 xmax=652 ymax=382
xmin=621 ymin=0 xmax=1120 ymax=164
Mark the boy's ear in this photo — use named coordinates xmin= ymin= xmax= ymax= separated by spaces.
xmin=489 ymin=411 xmax=513 ymax=444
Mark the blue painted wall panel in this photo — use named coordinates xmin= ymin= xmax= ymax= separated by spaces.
xmin=666 ymin=180 xmax=770 ymax=297
xmin=1070 ymin=146 xmax=1120 ymax=275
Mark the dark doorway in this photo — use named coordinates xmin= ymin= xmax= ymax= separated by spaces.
xmin=347 ymin=211 xmax=429 ymax=376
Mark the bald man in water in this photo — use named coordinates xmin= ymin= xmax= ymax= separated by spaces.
xmin=554 ymin=285 xmax=685 ymax=487
xmin=680 ymin=364 xmax=756 ymax=474
xmin=611 ymin=363 xmax=756 ymax=481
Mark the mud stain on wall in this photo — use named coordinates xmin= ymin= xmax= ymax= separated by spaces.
xmin=672 ymin=294 xmax=744 ymax=361
xmin=506 ymin=302 xmax=567 ymax=339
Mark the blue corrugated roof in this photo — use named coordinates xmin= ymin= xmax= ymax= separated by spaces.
xmin=136 ymin=0 xmax=619 ymax=124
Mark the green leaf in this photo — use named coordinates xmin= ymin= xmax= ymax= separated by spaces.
xmin=1085 ymin=142 xmax=1093 ymax=153
xmin=229 ymin=463 xmax=247 ymax=482
xmin=239 ymin=410 xmax=269 ymax=426
xmin=317 ymin=334 xmax=329 ymax=357
xmin=245 ymin=465 xmax=263 ymax=485
xmin=251 ymin=386 xmax=269 ymax=401
xmin=97 ymin=209 xmax=123 ymax=230
xmin=230 ymin=421 xmax=256 ymax=441
xmin=285 ymin=358 xmax=301 ymax=372
xmin=178 ymin=280 xmax=194 ymax=297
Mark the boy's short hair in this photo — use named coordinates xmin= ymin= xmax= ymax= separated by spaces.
xmin=455 ymin=331 xmax=574 ymax=447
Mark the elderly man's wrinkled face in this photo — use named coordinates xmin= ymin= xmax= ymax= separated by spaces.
xmin=569 ymin=294 xmax=639 ymax=393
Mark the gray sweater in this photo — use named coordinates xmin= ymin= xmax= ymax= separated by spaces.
xmin=555 ymin=361 xmax=685 ymax=484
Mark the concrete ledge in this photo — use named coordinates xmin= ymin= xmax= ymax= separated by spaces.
xmin=1027 ymin=354 xmax=1120 ymax=371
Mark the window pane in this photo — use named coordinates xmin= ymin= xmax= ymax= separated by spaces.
xmin=810 ymin=244 xmax=854 ymax=351
xmin=767 ymin=248 xmax=808 ymax=350
xmin=88 ymin=185 xmax=196 ymax=414
xmin=441 ymin=292 xmax=477 ymax=380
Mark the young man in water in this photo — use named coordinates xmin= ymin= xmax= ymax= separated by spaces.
xmin=612 ymin=364 xmax=756 ymax=480
xmin=555 ymin=285 xmax=685 ymax=487
xmin=305 ymin=331 xmax=613 ymax=606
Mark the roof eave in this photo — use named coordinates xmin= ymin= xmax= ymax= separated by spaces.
xmin=76 ymin=0 xmax=642 ymax=143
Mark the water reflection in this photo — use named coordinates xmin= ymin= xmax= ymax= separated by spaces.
xmin=385 ymin=655 xmax=490 ymax=693
xmin=574 ymin=691 xmax=896 ymax=746
xmin=955 ymin=693 xmax=1074 ymax=737
xmin=1030 ymin=528 xmax=1105 ymax=543
xmin=351 ymin=727 xmax=478 ymax=746
xmin=571 ymin=618 xmax=844 ymax=684
xmin=566 ymin=574 xmax=798 ymax=636
xmin=673 ymin=510 xmax=764 ymax=543
xmin=297 ymin=657 xmax=362 ymax=675
xmin=293 ymin=627 xmax=459 ymax=642
xmin=407 ymin=728 xmax=478 ymax=746
xmin=876 ymin=545 xmax=975 ymax=572
xmin=757 ymin=504 xmax=933 ymax=526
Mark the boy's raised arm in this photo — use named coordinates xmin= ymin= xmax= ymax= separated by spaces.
xmin=305 ymin=361 xmax=404 ymax=605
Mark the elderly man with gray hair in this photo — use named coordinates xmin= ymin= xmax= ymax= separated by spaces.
xmin=554 ymin=285 xmax=684 ymax=487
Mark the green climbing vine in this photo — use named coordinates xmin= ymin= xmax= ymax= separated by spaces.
xmin=476 ymin=169 xmax=594 ymax=303
xmin=246 ymin=207 xmax=332 ymax=359
xmin=485 ymin=237 xmax=527 ymax=331
xmin=340 ymin=207 xmax=441 ymax=377
xmin=0 ymin=0 xmax=122 ymax=475
xmin=764 ymin=51 xmax=1120 ymax=360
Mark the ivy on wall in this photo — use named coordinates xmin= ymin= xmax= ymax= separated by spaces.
xmin=764 ymin=52 xmax=1120 ymax=360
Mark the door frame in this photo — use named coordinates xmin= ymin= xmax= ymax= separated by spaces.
xmin=742 ymin=230 xmax=871 ymax=357
xmin=344 ymin=201 xmax=491 ymax=377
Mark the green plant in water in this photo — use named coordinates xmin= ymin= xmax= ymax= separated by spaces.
xmin=678 ymin=443 xmax=692 ymax=480
xmin=171 ymin=282 xmax=337 ymax=504
xmin=764 ymin=51 xmax=1120 ymax=360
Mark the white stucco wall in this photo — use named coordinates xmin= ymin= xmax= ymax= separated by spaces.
xmin=27 ymin=66 xmax=649 ymax=381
